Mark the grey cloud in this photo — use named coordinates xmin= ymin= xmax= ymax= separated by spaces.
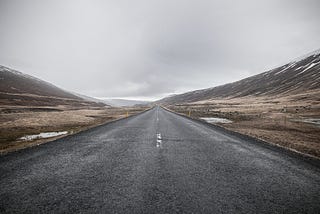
xmin=0 ymin=0 xmax=319 ymax=100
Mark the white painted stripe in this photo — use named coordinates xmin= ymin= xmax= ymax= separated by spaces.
xmin=156 ymin=133 xmax=162 ymax=148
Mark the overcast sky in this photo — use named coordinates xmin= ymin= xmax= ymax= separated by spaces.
xmin=1 ymin=0 xmax=320 ymax=100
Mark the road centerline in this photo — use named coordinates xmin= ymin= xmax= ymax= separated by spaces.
xmin=156 ymin=133 xmax=162 ymax=148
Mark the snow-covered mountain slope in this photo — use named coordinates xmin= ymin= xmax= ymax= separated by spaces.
xmin=158 ymin=50 xmax=320 ymax=104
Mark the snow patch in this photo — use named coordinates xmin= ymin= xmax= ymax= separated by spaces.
xmin=294 ymin=66 xmax=304 ymax=71
xmin=19 ymin=131 xmax=68 ymax=141
xmin=201 ymin=117 xmax=232 ymax=124
xmin=299 ymin=61 xmax=320 ymax=74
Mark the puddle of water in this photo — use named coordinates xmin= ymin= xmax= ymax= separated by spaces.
xmin=19 ymin=131 xmax=68 ymax=141
xmin=200 ymin=117 xmax=232 ymax=124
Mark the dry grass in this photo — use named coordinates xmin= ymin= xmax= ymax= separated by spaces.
xmin=0 ymin=105 xmax=148 ymax=154
xmin=166 ymin=90 xmax=320 ymax=158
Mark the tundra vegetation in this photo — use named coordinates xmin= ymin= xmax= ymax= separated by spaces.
xmin=166 ymin=90 xmax=320 ymax=158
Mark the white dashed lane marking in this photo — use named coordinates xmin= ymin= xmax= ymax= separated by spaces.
xmin=156 ymin=133 xmax=162 ymax=148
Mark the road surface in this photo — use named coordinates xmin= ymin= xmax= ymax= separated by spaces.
xmin=1 ymin=106 xmax=320 ymax=213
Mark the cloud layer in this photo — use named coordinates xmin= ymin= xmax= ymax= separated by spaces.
xmin=1 ymin=0 xmax=320 ymax=100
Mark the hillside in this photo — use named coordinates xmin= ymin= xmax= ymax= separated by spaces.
xmin=0 ymin=65 xmax=150 ymax=153
xmin=161 ymin=50 xmax=320 ymax=158
xmin=103 ymin=98 xmax=150 ymax=107
xmin=0 ymin=65 xmax=106 ymax=107
xmin=158 ymin=50 xmax=320 ymax=104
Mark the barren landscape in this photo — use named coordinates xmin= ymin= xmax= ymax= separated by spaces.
xmin=1 ymin=1 xmax=320 ymax=212
xmin=166 ymin=89 xmax=320 ymax=158
xmin=0 ymin=105 xmax=147 ymax=154
xmin=0 ymin=65 xmax=148 ymax=154
xmin=160 ymin=51 xmax=320 ymax=158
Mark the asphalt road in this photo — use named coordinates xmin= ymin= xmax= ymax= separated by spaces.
xmin=1 ymin=106 xmax=320 ymax=213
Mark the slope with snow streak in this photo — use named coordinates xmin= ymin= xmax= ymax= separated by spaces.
xmin=158 ymin=50 xmax=320 ymax=104
xmin=0 ymin=65 xmax=106 ymax=107
xmin=0 ymin=65 xmax=80 ymax=99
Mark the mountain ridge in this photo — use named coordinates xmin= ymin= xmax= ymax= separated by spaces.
xmin=102 ymin=98 xmax=150 ymax=107
xmin=0 ymin=65 xmax=106 ymax=107
xmin=157 ymin=50 xmax=320 ymax=104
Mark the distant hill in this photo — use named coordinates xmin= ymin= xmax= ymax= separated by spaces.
xmin=102 ymin=99 xmax=150 ymax=107
xmin=158 ymin=50 xmax=320 ymax=104
xmin=0 ymin=65 xmax=106 ymax=107
xmin=72 ymin=93 xmax=107 ymax=106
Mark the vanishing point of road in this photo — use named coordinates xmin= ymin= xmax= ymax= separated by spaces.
xmin=1 ymin=106 xmax=320 ymax=213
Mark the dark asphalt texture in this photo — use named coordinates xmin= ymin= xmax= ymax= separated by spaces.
xmin=1 ymin=106 xmax=320 ymax=213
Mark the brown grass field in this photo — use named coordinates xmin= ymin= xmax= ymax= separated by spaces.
xmin=165 ymin=90 xmax=320 ymax=158
xmin=0 ymin=105 xmax=148 ymax=154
